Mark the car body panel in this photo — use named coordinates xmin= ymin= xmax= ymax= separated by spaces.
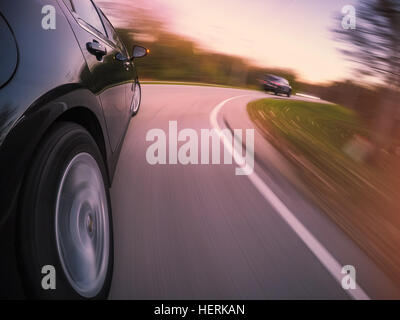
xmin=0 ymin=13 xmax=18 ymax=89
xmin=0 ymin=0 xmax=136 ymax=298
xmin=59 ymin=0 xmax=135 ymax=151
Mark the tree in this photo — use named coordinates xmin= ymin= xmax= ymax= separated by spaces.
xmin=334 ymin=0 xmax=400 ymax=155
xmin=335 ymin=0 xmax=400 ymax=86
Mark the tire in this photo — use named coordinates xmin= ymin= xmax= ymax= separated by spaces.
xmin=274 ymin=90 xmax=278 ymax=95
xmin=287 ymin=91 xmax=291 ymax=98
xmin=131 ymin=80 xmax=141 ymax=117
xmin=17 ymin=122 xmax=113 ymax=300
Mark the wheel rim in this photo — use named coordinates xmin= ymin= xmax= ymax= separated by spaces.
xmin=131 ymin=82 xmax=141 ymax=114
xmin=55 ymin=153 xmax=109 ymax=298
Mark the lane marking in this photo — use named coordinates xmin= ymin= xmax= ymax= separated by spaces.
xmin=296 ymin=93 xmax=321 ymax=100
xmin=210 ymin=95 xmax=370 ymax=300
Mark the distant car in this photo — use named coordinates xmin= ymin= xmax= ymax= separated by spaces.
xmin=261 ymin=74 xmax=292 ymax=97
xmin=0 ymin=0 xmax=148 ymax=299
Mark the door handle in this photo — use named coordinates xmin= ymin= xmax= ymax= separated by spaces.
xmin=86 ymin=40 xmax=107 ymax=59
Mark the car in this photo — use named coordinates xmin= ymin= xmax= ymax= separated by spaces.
xmin=260 ymin=74 xmax=292 ymax=97
xmin=0 ymin=0 xmax=148 ymax=299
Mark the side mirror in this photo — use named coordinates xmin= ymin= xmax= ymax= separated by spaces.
xmin=132 ymin=45 xmax=149 ymax=59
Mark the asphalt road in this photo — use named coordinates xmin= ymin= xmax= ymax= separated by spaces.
xmin=109 ymin=85 xmax=400 ymax=299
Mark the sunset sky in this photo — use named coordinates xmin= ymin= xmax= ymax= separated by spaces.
xmin=104 ymin=0 xmax=358 ymax=83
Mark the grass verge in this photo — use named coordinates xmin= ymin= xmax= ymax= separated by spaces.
xmin=248 ymin=98 xmax=400 ymax=285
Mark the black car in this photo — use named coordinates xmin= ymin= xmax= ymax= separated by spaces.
xmin=0 ymin=0 xmax=147 ymax=299
xmin=261 ymin=74 xmax=292 ymax=97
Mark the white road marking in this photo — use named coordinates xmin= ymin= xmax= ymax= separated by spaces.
xmin=296 ymin=93 xmax=321 ymax=100
xmin=209 ymin=95 xmax=370 ymax=300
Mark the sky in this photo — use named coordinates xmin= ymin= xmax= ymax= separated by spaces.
xmin=110 ymin=0 xmax=359 ymax=83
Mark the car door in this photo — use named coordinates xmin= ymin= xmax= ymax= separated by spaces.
xmin=97 ymin=9 xmax=138 ymax=120
xmin=60 ymin=0 xmax=131 ymax=152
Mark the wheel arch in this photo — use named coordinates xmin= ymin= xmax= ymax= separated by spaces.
xmin=55 ymin=106 xmax=111 ymax=186
xmin=0 ymin=88 xmax=114 ymax=228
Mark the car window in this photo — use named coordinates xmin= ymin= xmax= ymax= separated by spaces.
xmin=67 ymin=0 xmax=106 ymax=36
xmin=267 ymin=76 xmax=279 ymax=82
xmin=99 ymin=10 xmax=127 ymax=54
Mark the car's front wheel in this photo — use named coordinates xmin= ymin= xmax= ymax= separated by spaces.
xmin=18 ymin=122 xmax=113 ymax=299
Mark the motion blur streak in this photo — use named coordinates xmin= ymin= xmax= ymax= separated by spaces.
xmin=210 ymin=95 xmax=370 ymax=300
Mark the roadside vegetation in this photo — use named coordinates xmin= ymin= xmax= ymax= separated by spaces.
xmin=248 ymin=98 xmax=400 ymax=284
xmin=98 ymin=1 xmax=299 ymax=91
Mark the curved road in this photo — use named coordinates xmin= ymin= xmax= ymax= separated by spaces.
xmin=109 ymin=85 xmax=400 ymax=299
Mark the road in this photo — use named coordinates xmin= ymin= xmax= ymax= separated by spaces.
xmin=109 ymin=85 xmax=400 ymax=299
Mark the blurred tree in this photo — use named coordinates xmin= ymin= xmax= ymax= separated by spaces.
xmin=334 ymin=0 xmax=400 ymax=155
xmin=96 ymin=0 xmax=298 ymax=90
xmin=335 ymin=0 xmax=400 ymax=84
